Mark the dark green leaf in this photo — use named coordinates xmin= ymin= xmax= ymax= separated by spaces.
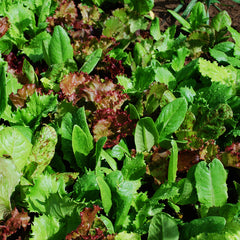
xmin=0 ymin=61 xmax=7 ymax=116
xmin=148 ymin=212 xmax=179 ymax=240
xmin=180 ymin=216 xmax=226 ymax=240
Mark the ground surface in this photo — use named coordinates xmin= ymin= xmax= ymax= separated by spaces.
xmin=153 ymin=0 xmax=240 ymax=32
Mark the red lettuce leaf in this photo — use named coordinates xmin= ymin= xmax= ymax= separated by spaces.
xmin=0 ymin=208 xmax=30 ymax=240
xmin=47 ymin=0 xmax=77 ymax=32
xmin=9 ymin=84 xmax=36 ymax=108
xmin=0 ymin=17 xmax=9 ymax=38
xmin=93 ymin=108 xmax=134 ymax=148
xmin=65 ymin=205 xmax=114 ymax=240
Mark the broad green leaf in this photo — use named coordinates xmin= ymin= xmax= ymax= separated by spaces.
xmin=132 ymin=0 xmax=154 ymax=15
xmin=30 ymin=215 xmax=60 ymax=240
xmin=49 ymin=25 xmax=73 ymax=64
xmin=115 ymin=231 xmax=141 ymax=240
xmin=116 ymin=75 xmax=133 ymax=91
xmin=121 ymin=153 xmax=146 ymax=180
xmin=13 ymin=93 xmax=58 ymax=130
xmin=134 ymin=66 xmax=155 ymax=90
xmin=154 ymin=67 xmax=176 ymax=90
xmin=111 ymin=139 xmax=130 ymax=160
xmin=73 ymin=171 xmax=100 ymax=201
xmin=174 ymin=178 xmax=197 ymax=205
xmin=211 ymin=11 xmax=232 ymax=32
xmin=26 ymin=174 xmax=66 ymax=213
xmin=23 ymin=31 xmax=51 ymax=63
xmin=180 ymin=216 xmax=226 ymax=240
xmin=171 ymin=47 xmax=190 ymax=72
xmin=228 ymin=26 xmax=240 ymax=57
xmin=22 ymin=59 xmax=37 ymax=83
xmin=155 ymin=98 xmax=188 ymax=141
xmin=129 ymin=17 xmax=148 ymax=33
xmin=168 ymin=140 xmax=178 ymax=183
xmin=150 ymin=17 xmax=161 ymax=41
xmin=189 ymin=2 xmax=207 ymax=30
xmin=0 ymin=60 xmax=7 ymax=116
xmin=72 ymin=125 xmax=93 ymax=169
xmin=27 ymin=125 xmax=57 ymax=178
xmin=126 ymin=103 xmax=140 ymax=120
xmin=36 ymin=0 xmax=52 ymax=24
xmin=135 ymin=117 xmax=159 ymax=152
xmin=61 ymin=107 xmax=92 ymax=165
xmin=80 ymin=49 xmax=102 ymax=74
xmin=152 ymin=182 xmax=179 ymax=202
xmin=0 ymin=158 xmax=21 ymax=220
xmin=195 ymin=159 xmax=228 ymax=207
xmin=101 ymin=150 xmax=117 ymax=171
xmin=0 ymin=127 xmax=32 ymax=171
xmin=133 ymin=42 xmax=149 ymax=66
xmin=148 ymin=212 xmax=179 ymax=240
xmin=106 ymin=171 xmax=140 ymax=231
xmin=96 ymin=175 xmax=112 ymax=214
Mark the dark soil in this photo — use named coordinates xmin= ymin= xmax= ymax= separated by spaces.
xmin=153 ymin=0 xmax=240 ymax=32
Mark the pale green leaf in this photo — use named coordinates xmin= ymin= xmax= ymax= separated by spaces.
xmin=0 ymin=127 xmax=32 ymax=171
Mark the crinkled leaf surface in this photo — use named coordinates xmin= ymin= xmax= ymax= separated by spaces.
xmin=30 ymin=214 xmax=60 ymax=240
xmin=0 ymin=158 xmax=21 ymax=220
xmin=26 ymin=174 xmax=66 ymax=213
xmin=14 ymin=92 xmax=58 ymax=130
xmin=27 ymin=125 xmax=57 ymax=178
xmin=0 ymin=127 xmax=32 ymax=171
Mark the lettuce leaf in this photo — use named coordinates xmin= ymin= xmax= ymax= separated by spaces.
xmin=0 ymin=158 xmax=21 ymax=220
xmin=0 ymin=127 xmax=32 ymax=171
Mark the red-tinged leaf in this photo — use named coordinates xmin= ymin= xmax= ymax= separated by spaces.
xmin=47 ymin=0 xmax=77 ymax=32
xmin=0 ymin=17 xmax=9 ymax=38
xmin=60 ymin=72 xmax=89 ymax=103
xmin=60 ymin=73 xmax=129 ymax=111
xmin=93 ymin=109 xmax=134 ymax=148
xmin=4 ymin=52 xmax=25 ymax=76
xmin=0 ymin=208 xmax=30 ymax=239
xmin=78 ymin=3 xmax=101 ymax=25
xmin=65 ymin=205 xmax=115 ymax=240
xmin=102 ymin=56 xmax=125 ymax=81
xmin=9 ymin=84 xmax=36 ymax=108
xmin=221 ymin=143 xmax=240 ymax=168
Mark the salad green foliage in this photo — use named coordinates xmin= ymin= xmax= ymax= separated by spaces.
xmin=0 ymin=0 xmax=240 ymax=239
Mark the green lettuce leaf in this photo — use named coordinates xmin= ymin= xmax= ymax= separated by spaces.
xmin=26 ymin=125 xmax=57 ymax=179
xmin=0 ymin=127 xmax=32 ymax=171
xmin=5 ymin=92 xmax=58 ymax=130
xmin=25 ymin=174 xmax=66 ymax=213
xmin=0 ymin=158 xmax=21 ymax=220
